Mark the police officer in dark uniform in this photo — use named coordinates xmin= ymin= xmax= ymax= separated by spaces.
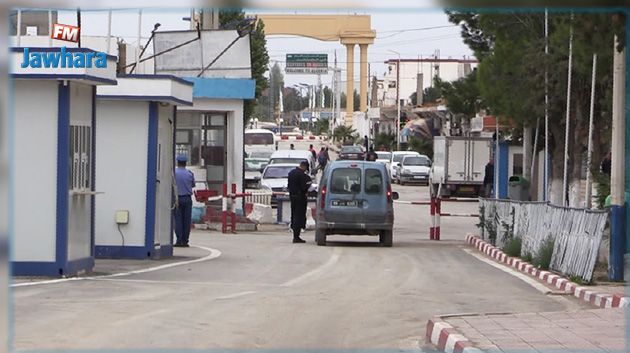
xmin=287 ymin=161 xmax=312 ymax=243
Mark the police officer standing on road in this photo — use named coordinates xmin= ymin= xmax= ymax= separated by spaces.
xmin=287 ymin=161 xmax=312 ymax=243
xmin=174 ymin=155 xmax=195 ymax=247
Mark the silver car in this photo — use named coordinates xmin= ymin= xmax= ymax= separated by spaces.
xmin=315 ymin=160 xmax=399 ymax=247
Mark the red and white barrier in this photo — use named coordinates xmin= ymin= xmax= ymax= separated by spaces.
xmin=278 ymin=135 xmax=327 ymax=141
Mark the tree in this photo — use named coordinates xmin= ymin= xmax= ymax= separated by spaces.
xmin=313 ymin=118 xmax=330 ymax=136
xmin=423 ymin=86 xmax=441 ymax=104
xmin=408 ymin=137 xmax=433 ymax=159
xmin=434 ymin=72 xmax=480 ymax=119
xmin=447 ymin=11 xmax=625 ymax=205
xmin=219 ymin=10 xmax=269 ymax=124
xmin=333 ymin=125 xmax=357 ymax=145
xmin=323 ymin=86 xmax=333 ymax=108
xmin=373 ymin=132 xmax=396 ymax=151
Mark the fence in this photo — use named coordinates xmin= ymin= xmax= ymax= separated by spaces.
xmin=478 ymin=198 xmax=608 ymax=283
xmin=243 ymin=189 xmax=273 ymax=206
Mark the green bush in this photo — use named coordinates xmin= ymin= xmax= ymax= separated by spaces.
xmin=533 ymin=239 xmax=555 ymax=270
xmin=502 ymin=237 xmax=522 ymax=257
xmin=521 ymin=252 xmax=533 ymax=263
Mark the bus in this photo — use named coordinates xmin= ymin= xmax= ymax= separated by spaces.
xmin=245 ymin=129 xmax=277 ymax=156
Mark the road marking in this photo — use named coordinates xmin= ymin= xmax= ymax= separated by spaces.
xmin=11 ymin=245 xmax=221 ymax=288
xmin=214 ymin=291 xmax=258 ymax=300
xmin=281 ymin=246 xmax=342 ymax=287
xmin=462 ymin=248 xmax=551 ymax=294
xmin=89 ymin=278 xmax=278 ymax=287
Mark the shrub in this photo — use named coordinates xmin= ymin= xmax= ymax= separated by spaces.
xmin=533 ymin=239 xmax=555 ymax=270
xmin=522 ymin=252 xmax=533 ymax=263
xmin=502 ymin=236 xmax=522 ymax=257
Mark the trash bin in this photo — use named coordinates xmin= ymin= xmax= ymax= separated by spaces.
xmin=508 ymin=175 xmax=530 ymax=201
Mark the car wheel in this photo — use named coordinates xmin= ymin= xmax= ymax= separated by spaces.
xmin=379 ymin=230 xmax=393 ymax=247
xmin=315 ymin=229 xmax=327 ymax=246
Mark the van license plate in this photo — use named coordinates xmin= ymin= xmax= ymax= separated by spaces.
xmin=460 ymin=186 xmax=475 ymax=192
xmin=332 ymin=200 xmax=358 ymax=207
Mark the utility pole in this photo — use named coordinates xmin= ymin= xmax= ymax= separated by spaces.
xmin=609 ymin=35 xmax=625 ymax=281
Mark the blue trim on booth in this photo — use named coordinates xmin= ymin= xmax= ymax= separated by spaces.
xmin=12 ymin=261 xmax=62 ymax=277
xmin=117 ymin=74 xmax=194 ymax=86
xmin=55 ymin=81 xmax=70 ymax=276
xmin=145 ymin=102 xmax=159 ymax=258
xmin=185 ymin=77 xmax=255 ymax=99
xmin=11 ymin=73 xmax=117 ymax=85
xmin=91 ymin=86 xmax=96 ymax=258
xmin=171 ymin=105 xmax=177 ymax=248
xmin=10 ymin=46 xmax=118 ymax=60
xmin=95 ymin=245 xmax=152 ymax=259
xmin=96 ymin=94 xmax=193 ymax=106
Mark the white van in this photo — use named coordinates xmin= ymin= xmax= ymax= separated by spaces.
xmin=245 ymin=129 xmax=277 ymax=156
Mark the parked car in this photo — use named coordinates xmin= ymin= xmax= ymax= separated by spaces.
xmin=389 ymin=151 xmax=420 ymax=180
xmin=260 ymin=163 xmax=317 ymax=205
xmin=269 ymin=150 xmax=316 ymax=175
xmin=338 ymin=145 xmax=365 ymax=160
xmin=315 ymin=160 xmax=399 ymax=247
xmin=244 ymin=158 xmax=268 ymax=189
xmin=395 ymin=155 xmax=432 ymax=185
xmin=375 ymin=151 xmax=392 ymax=171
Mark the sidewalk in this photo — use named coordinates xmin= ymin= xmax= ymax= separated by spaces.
xmin=430 ymin=308 xmax=626 ymax=353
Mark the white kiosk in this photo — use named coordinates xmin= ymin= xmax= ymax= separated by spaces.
xmin=10 ymin=47 xmax=117 ymax=276
xmin=95 ymin=75 xmax=193 ymax=259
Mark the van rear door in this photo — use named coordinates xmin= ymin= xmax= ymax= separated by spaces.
xmin=363 ymin=166 xmax=388 ymax=225
xmin=326 ymin=164 xmax=363 ymax=224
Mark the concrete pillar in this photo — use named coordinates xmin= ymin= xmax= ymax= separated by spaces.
xmin=359 ymin=44 xmax=368 ymax=112
xmin=345 ymin=43 xmax=355 ymax=123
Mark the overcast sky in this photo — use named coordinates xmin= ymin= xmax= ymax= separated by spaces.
xmin=58 ymin=8 xmax=473 ymax=88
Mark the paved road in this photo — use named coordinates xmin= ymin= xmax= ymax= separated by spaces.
xmin=12 ymin=184 xmax=588 ymax=351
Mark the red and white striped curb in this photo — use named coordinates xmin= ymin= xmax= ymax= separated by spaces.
xmin=278 ymin=135 xmax=328 ymax=140
xmin=465 ymin=234 xmax=630 ymax=308
xmin=426 ymin=316 xmax=485 ymax=353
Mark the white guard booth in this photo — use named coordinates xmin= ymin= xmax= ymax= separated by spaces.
xmin=10 ymin=47 xmax=117 ymax=276
xmin=95 ymin=75 xmax=193 ymax=259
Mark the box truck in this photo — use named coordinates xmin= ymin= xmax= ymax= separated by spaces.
xmin=429 ymin=136 xmax=493 ymax=197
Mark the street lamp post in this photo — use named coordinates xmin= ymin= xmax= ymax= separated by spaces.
xmin=279 ymin=118 xmax=284 ymax=138
xmin=389 ymin=49 xmax=401 ymax=151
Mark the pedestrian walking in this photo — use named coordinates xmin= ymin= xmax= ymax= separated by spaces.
xmin=316 ymin=147 xmax=328 ymax=174
xmin=287 ymin=161 xmax=312 ymax=243
xmin=366 ymin=147 xmax=377 ymax=161
xmin=174 ymin=155 xmax=195 ymax=247
xmin=601 ymin=151 xmax=611 ymax=176
xmin=290 ymin=143 xmax=295 ymax=150
xmin=309 ymin=144 xmax=317 ymax=160
xmin=363 ymin=135 xmax=369 ymax=151
xmin=483 ymin=158 xmax=494 ymax=198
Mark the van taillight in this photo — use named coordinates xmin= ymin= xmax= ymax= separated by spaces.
xmin=320 ymin=185 xmax=326 ymax=209
xmin=387 ymin=185 xmax=392 ymax=202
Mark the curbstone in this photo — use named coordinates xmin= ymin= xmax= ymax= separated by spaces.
xmin=426 ymin=317 xmax=484 ymax=353
xmin=465 ymin=234 xmax=629 ymax=308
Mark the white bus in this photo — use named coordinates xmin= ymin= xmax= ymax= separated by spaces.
xmin=245 ymin=129 xmax=277 ymax=156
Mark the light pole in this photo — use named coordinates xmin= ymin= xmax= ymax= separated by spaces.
xmin=388 ymin=49 xmax=401 ymax=151
xmin=279 ymin=118 xmax=284 ymax=138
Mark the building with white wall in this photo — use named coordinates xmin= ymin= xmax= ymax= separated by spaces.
xmin=380 ymin=57 xmax=478 ymax=107
xmin=10 ymin=46 xmax=117 ymax=276
xmin=153 ymin=30 xmax=255 ymax=199
xmin=95 ymin=75 xmax=193 ymax=259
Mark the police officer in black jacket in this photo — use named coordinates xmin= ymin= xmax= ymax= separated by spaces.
xmin=287 ymin=161 xmax=312 ymax=243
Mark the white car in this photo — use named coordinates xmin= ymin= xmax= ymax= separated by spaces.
xmin=260 ymin=163 xmax=317 ymax=204
xmin=269 ymin=150 xmax=316 ymax=174
xmin=390 ymin=151 xmax=420 ymax=181
xmin=375 ymin=151 xmax=392 ymax=166
xmin=395 ymin=155 xmax=432 ymax=185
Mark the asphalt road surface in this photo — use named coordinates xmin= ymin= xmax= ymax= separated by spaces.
xmin=11 ymin=184 xmax=588 ymax=351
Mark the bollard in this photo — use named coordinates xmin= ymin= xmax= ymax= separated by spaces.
xmin=435 ymin=197 xmax=441 ymax=240
xmin=231 ymin=183 xmax=237 ymax=233
xmin=430 ymin=196 xmax=435 ymax=240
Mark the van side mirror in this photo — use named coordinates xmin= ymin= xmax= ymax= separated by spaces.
xmin=391 ymin=191 xmax=399 ymax=200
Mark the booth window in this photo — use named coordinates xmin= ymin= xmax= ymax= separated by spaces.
xmin=69 ymin=125 xmax=91 ymax=191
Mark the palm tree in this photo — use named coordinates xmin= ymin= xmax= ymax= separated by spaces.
xmin=373 ymin=132 xmax=396 ymax=151
xmin=333 ymin=126 xmax=356 ymax=145
xmin=407 ymin=136 xmax=433 ymax=159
